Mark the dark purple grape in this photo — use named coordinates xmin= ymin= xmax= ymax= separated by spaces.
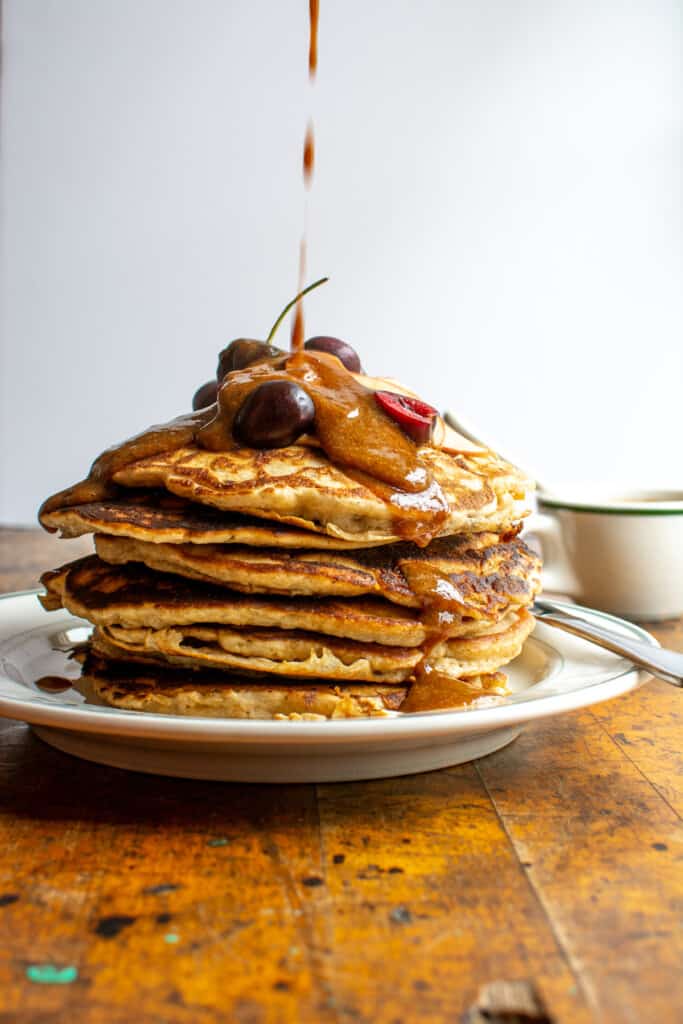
xmin=192 ymin=379 xmax=218 ymax=410
xmin=233 ymin=381 xmax=315 ymax=448
xmin=304 ymin=336 xmax=362 ymax=373
xmin=217 ymin=339 xmax=284 ymax=381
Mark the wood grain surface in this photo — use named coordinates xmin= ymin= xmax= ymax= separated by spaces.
xmin=0 ymin=528 xmax=681 ymax=1024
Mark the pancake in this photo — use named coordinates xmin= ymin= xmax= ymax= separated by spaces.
xmin=76 ymin=654 xmax=508 ymax=719
xmin=93 ymin=531 xmax=542 ymax=615
xmin=40 ymin=490 xmax=379 ymax=549
xmin=42 ymin=555 xmax=520 ymax=646
xmin=41 ymin=556 xmax=423 ymax=644
xmin=89 ymin=608 xmax=533 ymax=683
xmin=428 ymin=607 xmax=534 ymax=674
xmin=92 ymin=624 xmax=420 ymax=683
xmin=108 ymin=444 xmax=531 ymax=544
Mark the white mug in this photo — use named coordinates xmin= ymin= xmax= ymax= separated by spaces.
xmin=526 ymin=490 xmax=683 ymax=622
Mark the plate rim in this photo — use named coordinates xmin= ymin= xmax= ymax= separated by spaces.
xmin=0 ymin=589 xmax=657 ymax=744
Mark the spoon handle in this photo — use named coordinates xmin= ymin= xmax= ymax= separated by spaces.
xmin=444 ymin=412 xmax=542 ymax=490
xmin=533 ymin=607 xmax=683 ymax=688
xmin=443 ymin=411 xmax=490 ymax=450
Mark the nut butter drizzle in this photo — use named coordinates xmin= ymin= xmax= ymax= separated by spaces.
xmin=39 ymin=409 xmax=214 ymax=517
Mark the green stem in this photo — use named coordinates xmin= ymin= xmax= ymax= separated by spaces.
xmin=266 ymin=276 xmax=329 ymax=343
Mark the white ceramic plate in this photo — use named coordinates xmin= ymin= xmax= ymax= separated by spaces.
xmin=0 ymin=591 xmax=656 ymax=783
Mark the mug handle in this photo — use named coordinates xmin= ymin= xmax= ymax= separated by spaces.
xmin=524 ymin=512 xmax=576 ymax=596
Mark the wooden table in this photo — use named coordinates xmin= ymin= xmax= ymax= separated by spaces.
xmin=1 ymin=528 xmax=681 ymax=1024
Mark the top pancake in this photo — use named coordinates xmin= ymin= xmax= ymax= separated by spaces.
xmin=106 ymin=444 xmax=531 ymax=544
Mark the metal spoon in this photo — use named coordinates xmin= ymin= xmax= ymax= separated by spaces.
xmin=444 ymin=410 xmax=547 ymax=492
xmin=534 ymin=598 xmax=683 ymax=688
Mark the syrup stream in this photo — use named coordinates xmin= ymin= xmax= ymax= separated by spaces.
xmin=291 ymin=4 xmax=319 ymax=351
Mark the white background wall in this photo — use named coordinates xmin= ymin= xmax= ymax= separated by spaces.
xmin=1 ymin=0 xmax=681 ymax=524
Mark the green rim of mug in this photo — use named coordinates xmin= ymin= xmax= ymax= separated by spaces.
xmin=538 ymin=496 xmax=683 ymax=516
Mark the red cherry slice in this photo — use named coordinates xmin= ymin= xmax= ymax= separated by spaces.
xmin=374 ymin=391 xmax=438 ymax=444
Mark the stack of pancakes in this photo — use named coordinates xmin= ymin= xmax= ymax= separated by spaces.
xmin=39 ymin=436 xmax=541 ymax=719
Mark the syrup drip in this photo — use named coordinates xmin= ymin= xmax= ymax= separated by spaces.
xmin=291 ymin=239 xmax=307 ymax=353
xmin=400 ymin=667 xmax=506 ymax=714
xmin=397 ymin=547 xmax=518 ymax=712
xmin=291 ymin=4 xmax=319 ymax=352
xmin=303 ymin=122 xmax=315 ymax=187
xmin=309 ymin=0 xmax=319 ymax=77
xmin=35 ymin=675 xmax=72 ymax=694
